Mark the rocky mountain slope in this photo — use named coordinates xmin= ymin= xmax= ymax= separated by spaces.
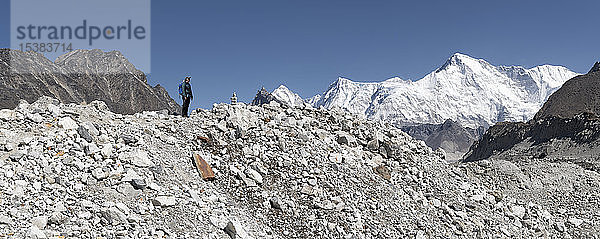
xmin=310 ymin=53 xmax=578 ymax=129
xmin=0 ymin=49 xmax=180 ymax=115
xmin=534 ymin=61 xmax=600 ymax=120
xmin=0 ymin=97 xmax=595 ymax=238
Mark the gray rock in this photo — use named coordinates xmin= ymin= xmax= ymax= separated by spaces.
xmin=101 ymin=207 xmax=128 ymax=226
xmin=27 ymin=113 xmax=43 ymax=123
xmin=235 ymin=169 xmax=257 ymax=187
xmin=224 ymin=222 xmax=237 ymax=239
xmin=430 ymin=198 xmax=442 ymax=208
xmin=336 ymin=132 xmax=357 ymax=147
xmin=116 ymin=183 xmax=142 ymax=198
xmin=58 ymin=117 xmax=78 ymax=130
xmin=0 ymin=109 xmax=17 ymax=121
xmin=130 ymin=179 xmax=147 ymax=190
xmin=209 ymin=216 xmax=227 ymax=229
xmin=300 ymin=185 xmax=314 ymax=195
xmin=0 ymin=215 xmax=12 ymax=224
xmin=148 ymin=182 xmax=162 ymax=191
xmin=367 ymin=139 xmax=379 ymax=151
xmin=0 ymin=50 xmax=179 ymax=115
xmin=152 ymin=196 xmax=176 ymax=207
xmin=223 ymin=220 xmax=249 ymax=239
xmin=245 ymin=168 xmax=263 ymax=184
xmin=511 ymin=205 xmax=526 ymax=219
xmin=78 ymin=122 xmax=99 ymax=142
xmin=28 ymin=225 xmax=46 ymax=239
xmin=91 ymin=168 xmax=108 ymax=180
xmin=121 ymin=169 xmax=141 ymax=182
xmin=115 ymin=202 xmax=131 ymax=215
xmin=9 ymin=152 xmax=24 ymax=162
xmin=89 ymin=100 xmax=111 ymax=112
xmin=4 ymin=143 xmax=14 ymax=151
xmin=48 ymin=212 xmax=68 ymax=225
xmin=47 ymin=103 xmax=61 ymax=117
xmin=554 ymin=221 xmax=566 ymax=232
xmin=84 ymin=143 xmax=100 ymax=155
xmin=568 ymin=217 xmax=583 ymax=227
xmin=120 ymin=134 xmax=138 ymax=145
xmin=0 ymin=93 xmax=596 ymax=238
xmin=31 ymin=216 xmax=48 ymax=229
xmin=269 ymin=197 xmax=282 ymax=210
xmin=78 ymin=211 xmax=93 ymax=220
xmin=100 ymin=144 xmax=113 ymax=158
xmin=120 ymin=150 xmax=154 ymax=167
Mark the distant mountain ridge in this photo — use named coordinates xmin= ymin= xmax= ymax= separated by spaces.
xmin=267 ymin=53 xmax=578 ymax=159
xmin=0 ymin=49 xmax=180 ymax=114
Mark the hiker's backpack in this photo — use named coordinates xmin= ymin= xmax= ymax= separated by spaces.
xmin=178 ymin=82 xmax=184 ymax=96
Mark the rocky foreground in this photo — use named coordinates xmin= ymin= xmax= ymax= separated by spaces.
xmin=0 ymin=97 xmax=597 ymax=238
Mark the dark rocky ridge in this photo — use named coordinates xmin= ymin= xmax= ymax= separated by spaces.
xmin=463 ymin=113 xmax=600 ymax=169
xmin=0 ymin=49 xmax=180 ymax=114
xmin=534 ymin=62 xmax=600 ymax=120
xmin=251 ymin=87 xmax=284 ymax=106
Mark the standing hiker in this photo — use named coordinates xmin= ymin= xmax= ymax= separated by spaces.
xmin=179 ymin=76 xmax=193 ymax=117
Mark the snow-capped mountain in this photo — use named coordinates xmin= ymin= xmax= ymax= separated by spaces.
xmin=310 ymin=53 xmax=579 ymax=128
xmin=271 ymin=85 xmax=305 ymax=107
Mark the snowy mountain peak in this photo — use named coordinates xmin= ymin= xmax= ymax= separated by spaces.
xmin=382 ymin=77 xmax=406 ymax=83
xmin=271 ymin=84 xmax=305 ymax=107
xmin=333 ymin=77 xmax=355 ymax=86
xmin=449 ymin=52 xmax=474 ymax=61
xmin=274 ymin=84 xmax=291 ymax=92
xmin=311 ymin=54 xmax=580 ymax=128
xmin=437 ymin=53 xmax=492 ymax=74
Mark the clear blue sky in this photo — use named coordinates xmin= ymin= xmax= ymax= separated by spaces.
xmin=1 ymin=0 xmax=599 ymax=109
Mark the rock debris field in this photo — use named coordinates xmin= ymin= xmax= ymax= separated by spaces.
xmin=0 ymin=97 xmax=597 ymax=238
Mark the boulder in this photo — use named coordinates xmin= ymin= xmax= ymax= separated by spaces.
xmin=152 ymin=196 xmax=176 ymax=207
xmin=58 ymin=117 xmax=78 ymax=130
